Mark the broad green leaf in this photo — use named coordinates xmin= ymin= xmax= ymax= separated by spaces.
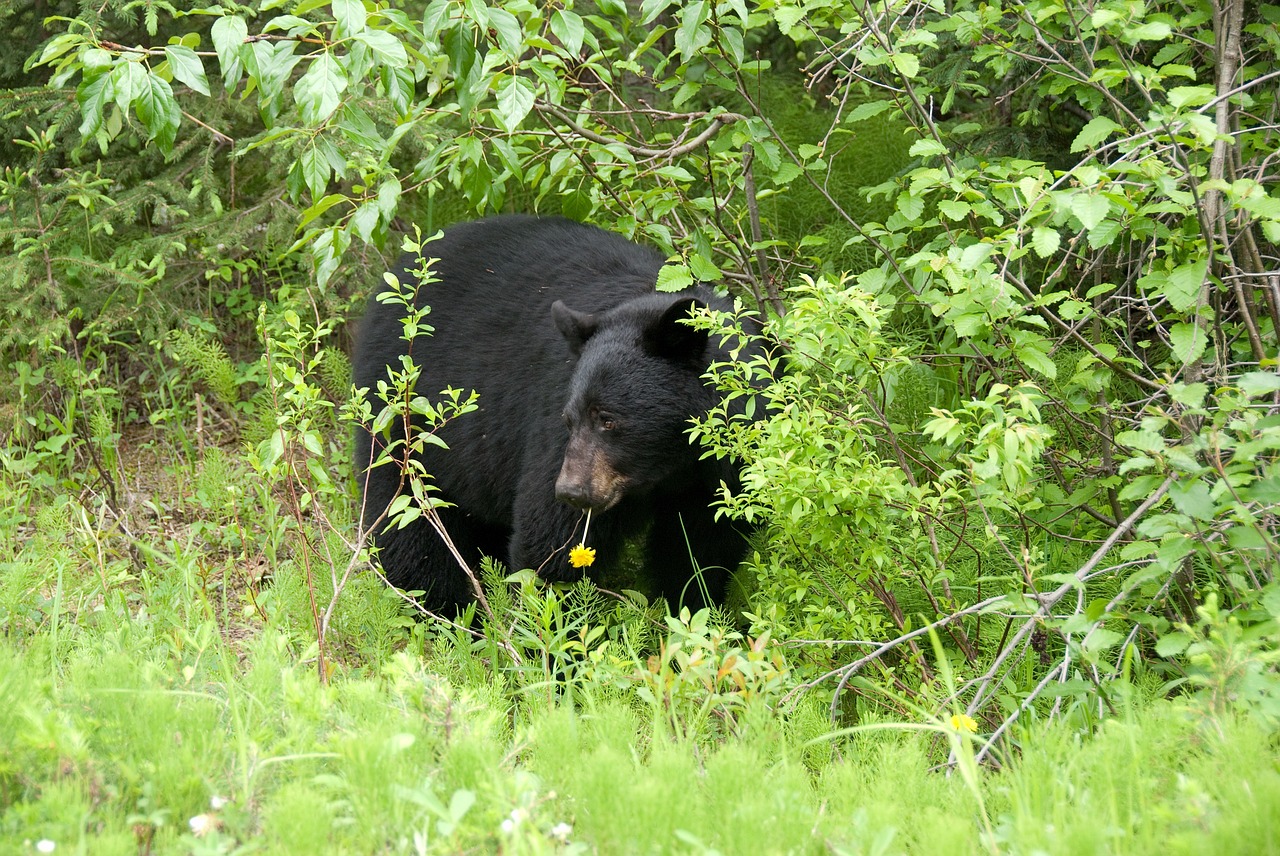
xmin=772 ymin=5 xmax=804 ymax=34
xmin=355 ymin=30 xmax=407 ymax=67
xmin=1087 ymin=218 xmax=1122 ymax=249
xmin=1169 ymin=479 xmax=1216 ymax=521
xmin=1164 ymin=258 xmax=1207 ymax=311
xmin=295 ymin=52 xmax=347 ymax=124
xmin=299 ymin=145 xmax=330 ymax=200
xmin=959 ymin=241 xmax=994 ymax=270
xmin=938 ymin=199 xmax=970 ymax=221
xmin=1071 ymin=116 xmax=1122 ymax=152
xmin=551 ymin=9 xmax=585 ymax=56
xmin=890 ymin=52 xmax=919 ymax=78
xmin=332 ymin=0 xmax=367 ymax=37
xmin=1239 ymin=371 xmax=1280 ymax=398
xmin=909 ymin=138 xmax=946 ymax=158
xmin=1168 ymin=85 xmax=1214 ymax=109
xmin=110 ymin=61 xmax=148 ymax=114
xmin=1031 ymin=226 xmax=1060 ymax=258
xmin=494 ymin=74 xmax=536 ymax=129
xmin=134 ymin=72 xmax=180 ymax=152
xmin=76 ymin=71 xmax=113 ymax=137
xmin=486 ymin=6 xmax=524 ymax=58
xmin=351 ymin=200 xmax=380 ymax=243
xmin=211 ymin=15 xmax=248 ymax=89
xmin=656 ymin=262 xmax=694 ymax=292
xmin=1071 ymin=193 xmax=1110 ymax=231
xmin=847 ymin=100 xmax=890 ymax=123
xmin=1017 ymin=341 xmax=1057 ymax=379
xmin=1169 ymin=321 xmax=1208 ymax=364
xmin=640 ymin=0 xmax=675 ymax=26
xmin=164 ymin=45 xmax=210 ymax=96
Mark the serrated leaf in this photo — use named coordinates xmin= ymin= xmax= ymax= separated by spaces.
xmin=1155 ymin=631 xmax=1191 ymax=657
xmin=1169 ymin=321 xmax=1208 ymax=365
xmin=1164 ymin=258 xmax=1207 ymax=311
xmin=890 ymin=52 xmax=919 ymax=78
xmin=164 ymin=45 xmax=210 ymax=96
xmin=1071 ymin=193 xmax=1111 ymax=231
xmin=211 ymin=15 xmax=248 ymax=89
xmin=1017 ymin=341 xmax=1057 ymax=379
xmin=1239 ymin=371 xmax=1280 ymax=398
xmin=959 ymin=241 xmax=994 ymax=270
xmin=847 ymin=100 xmax=890 ymax=123
xmin=656 ymin=263 xmax=693 ymax=292
xmin=494 ymin=74 xmax=536 ymax=129
xmin=909 ymin=138 xmax=946 ymax=158
xmin=1087 ymin=218 xmax=1122 ymax=249
xmin=1071 ymin=116 xmax=1122 ymax=152
xmin=1031 ymin=226 xmax=1060 ymax=258
xmin=1169 ymin=479 xmax=1216 ymax=521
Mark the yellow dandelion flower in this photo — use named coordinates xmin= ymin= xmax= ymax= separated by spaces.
xmin=569 ymin=543 xmax=596 ymax=568
xmin=950 ymin=713 xmax=978 ymax=733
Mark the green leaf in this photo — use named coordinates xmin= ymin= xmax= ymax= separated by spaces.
xmin=847 ymin=100 xmax=890 ymax=123
xmin=909 ymin=138 xmax=946 ymax=158
xmin=1071 ymin=193 xmax=1110 ymax=231
xmin=355 ymin=30 xmax=408 ymax=67
xmin=1071 ymin=116 xmax=1122 ymax=152
xmin=1031 ymin=226 xmax=1060 ymax=258
xmin=1169 ymin=321 xmax=1208 ymax=364
xmin=134 ymin=72 xmax=181 ymax=152
xmin=890 ymin=52 xmax=919 ymax=78
xmin=494 ymin=74 xmax=536 ymax=130
xmin=1155 ymin=631 xmax=1191 ymax=658
xmin=551 ymin=9 xmax=585 ymax=56
xmin=641 ymin=0 xmax=675 ymax=25
xmin=1087 ymin=218 xmax=1122 ymax=249
xmin=332 ymin=0 xmax=367 ymax=37
xmin=76 ymin=70 xmax=113 ymax=137
xmin=1239 ymin=371 xmax=1280 ymax=398
xmin=959 ymin=242 xmax=994 ymax=270
xmin=1164 ymin=258 xmax=1207 ymax=312
xmin=164 ymin=45 xmax=210 ymax=96
xmin=211 ymin=15 xmax=248 ymax=90
xmin=1168 ymin=85 xmax=1214 ymax=109
xmin=299 ymin=145 xmax=330 ymax=200
xmin=295 ymin=52 xmax=348 ymax=124
xmin=1169 ymin=479 xmax=1216 ymax=521
xmin=1017 ymin=341 xmax=1057 ymax=379
xmin=486 ymin=6 xmax=524 ymax=58
xmin=656 ymin=262 xmax=694 ymax=292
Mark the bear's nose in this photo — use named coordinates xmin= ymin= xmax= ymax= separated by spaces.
xmin=555 ymin=476 xmax=595 ymax=510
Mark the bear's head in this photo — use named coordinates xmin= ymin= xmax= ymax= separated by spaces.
xmin=550 ymin=294 xmax=717 ymax=512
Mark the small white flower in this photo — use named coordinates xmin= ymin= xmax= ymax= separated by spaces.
xmin=210 ymin=795 xmax=229 ymax=810
xmin=189 ymin=814 xmax=217 ymax=837
xmin=551 ymin=822 xmax=572 ymax=841
xmin=36 ymin=841 xmax=56 ymax=854
xmin=500 ymin=819 xmax=515 ymax=835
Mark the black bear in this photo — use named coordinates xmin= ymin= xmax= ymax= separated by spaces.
xmin=353 ymin=215 xmax=757 ymax=614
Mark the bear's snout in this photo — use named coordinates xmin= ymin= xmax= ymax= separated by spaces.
xmin=556 ymin=438 xmax=627 ymax=512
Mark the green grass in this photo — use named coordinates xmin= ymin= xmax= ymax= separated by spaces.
xmin=1 ymin=543 xmax=1277 ymax=854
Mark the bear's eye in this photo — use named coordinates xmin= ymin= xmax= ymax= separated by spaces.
xmin=597 ymin=411 xmax=617 ymax=431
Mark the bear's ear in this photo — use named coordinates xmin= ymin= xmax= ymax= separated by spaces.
xmin=646 ymin=296 xmax=709 ymax=360
xmin=553 ymin=300 xmax=598 ymax=354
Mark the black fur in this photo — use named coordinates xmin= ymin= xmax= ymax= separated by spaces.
xmin=353 ymin=216 xmax=757 ymax=613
